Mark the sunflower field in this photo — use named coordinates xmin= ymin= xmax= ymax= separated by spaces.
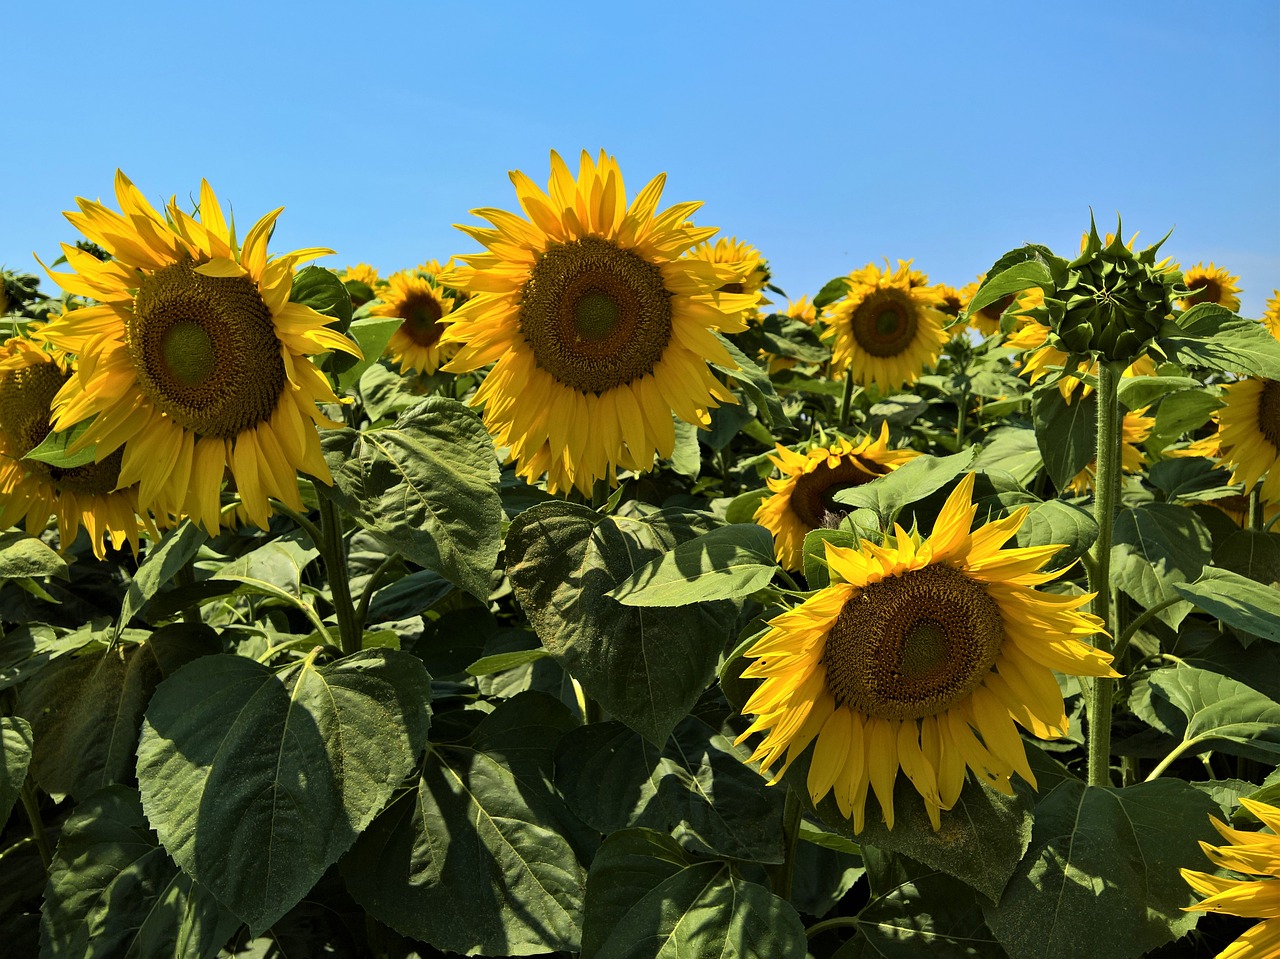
xmin=2 ymin=153 xmax=1280 ymax=959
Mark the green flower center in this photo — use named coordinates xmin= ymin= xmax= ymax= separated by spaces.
xmin=574 ymin=290 xmax=621 ymax=341
xmin=161 ymin=322 xmax=216 ymax=387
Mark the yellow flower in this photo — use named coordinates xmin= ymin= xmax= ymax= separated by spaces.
xmin=1264 ymin=291 xmax=1280 ymax=340
xmin=1182 ymin=797 xmax=1280 ymax=959
xmin=371 ymin=267 xmax=457 ymax=375
xmin=39 ymin=172 xmax=360 ymax=532
xmin=1179 ymin=262 xmax=1243 ymax=312
xmin=754 ymin=424 xmax=920 ymax=571
xmin=0 ymin=336 xmax=153 ymax=558
xmin=1066 ymin=409 xmax=1154 ymax=494
xmin=823 ymin=261 xmax=949 ymax=393
xmin=737 ymin=473 xmax=1116 ymax=833
xmin=958 ymin=277 xmax=1017 ymax=337
xmin=339 ymin=263 xmax=382 ymax=308
xmin=935 ymin=284 xmax=966 ymax=321
xmin=439 ymin=150 xmax=759 ymax=496
xmin=684 ymin=236 xmax=771 ymax=303
xmin=1216 ymin=378 xmax=1280 ymax=504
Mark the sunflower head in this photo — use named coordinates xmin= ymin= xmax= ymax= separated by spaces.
xmin=38 ymin=171 xmax=360 ymax=532
xmin=1049 ymin=218 xmax=1179 ymax=362
xmin=737 ymin=473 xmax=1117 ymax=833
xmin=0 ymin=335 xmax=150 ymax=557
xmin=1181 ymin=797 xmax=1280 ymax=956
xmin=339 ymin=263 xmax=383 ymax=307
xmin=1178 ymin=262 xmax=1242 ymax=312
xmin=371 ymin=268 xmax=458 ymax=375
xmin=1216 ymin=377 xmax=1280 ymax=504
xmin=754 ymin=424 xmax=920 ymax=571
xmin=1263 ymin=290 xmax=1280 ymax=340
xmin=438 ymin=150 xmax=760 ymax=496
xmin=823 ymin=260 xmax=950 ymax=392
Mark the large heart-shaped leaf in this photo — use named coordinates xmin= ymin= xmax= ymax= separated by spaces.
xmin=1 ymin=716 xmax=32 ymax=828
xmin=136 ymin=649 xmax=431 ymax=933
xmin=1110 ymin=503 xmax=1212 ymax=626
xmin=606 ymin=523 xmax=777 ymax=607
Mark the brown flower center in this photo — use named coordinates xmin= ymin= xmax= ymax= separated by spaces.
xmin=398 ymin=290 xmax=447 ymax=348
xmin=519 ymin=236 xmax=672 ymax=394
xmin=129 ymin=258 xmax=286 ymax=438
xmin=849 ymin=288 xmax=919 ymax=358
xmin=823 ymin=564 xmax=1005 ymax=720
xmin=1184 ymin=277 xmax=1222 ymax=307
xmin=789 ymin=455 xmax=889 ymax=528
xmin=1258 ymin=380 xmax=1280 ymax=449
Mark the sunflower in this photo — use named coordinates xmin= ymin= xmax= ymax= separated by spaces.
xmin=0 ymin=335 xmax=152 ymax=558
xmin=683 ymin=236 xmax=771 ymax=314
xmin=438 ymin=150 xmax=759 ymax=496
xmin=339 ymin=263 xmax=383 ymax=308
xmin=1179 ymin=262 xmax=1242 ymax=312
xmin=736 ymin=472 xmax=1116 ymax=833
xmin=754 ymin=424 xmax=920 ymax=571
xmin=823 ymin=261 xmax=949 ymax=393
xmin=1264 ymin=291 xmax=1280 ymax=340
xmin=39 ymin=172 xmax=360 ymax=533
xmin=935 ymin=284 xmax=966 ymax=321
xmin=371 ymin=267 xmax=458 ymax=374
xmin=1215 ymin=378 xmax=1280 ymax=504
xmin=1182 ymin=797 xmax=1280 ymax=959
xmin=1065 ymin=408 xmax=1154 ymax=495
xmin=958 ymin=276 xmax=1017 ymax=337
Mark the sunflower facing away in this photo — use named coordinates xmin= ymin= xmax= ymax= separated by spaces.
xmin=38 ymin=172 xmax=360 ymax=532
xmin=1214 ymin=378 xmax=1280 ymax=504
xmin=1179 ymin=262 xmax=1242 ymax=313
xmin=755 ymin=424 xmax=921 ymax=571
xmin=823 ymin=260 xmax=949 ymax=393
xmin=438 ymin=150 xmax=759 ymax=496
xmin=1182 ymin=797 xmax=1280 ymax=959
xmin=371 ymin=265 xmax=458 ymax=374
xmin=736 ymin=473 xmax=1117 ymax=833
xmin=0 ymin=335 xmax=151 ymax=557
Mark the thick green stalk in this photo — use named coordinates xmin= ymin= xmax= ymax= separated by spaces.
xmin=770 ymin=788 xmax=803 ymax=901
xmin=315 ymin=487 xmax=361 ymax=656
xmin=21 ymin=776 xmax=51 ymax=871
xmin=838 ymin=369 xmax=855 ymax=428
xmin=1085 ymin=361 xmax=1123 ymax=788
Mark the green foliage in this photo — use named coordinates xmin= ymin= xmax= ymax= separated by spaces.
xmin=0 ymin=715 xmax=32 ymax=828
xmin=1146 ymin=665 xmax=1280 ymax=764
xmin=22 ymin=420 xmax=97 ymax=469
xmin=606 ymin=523 xmax=778 ymax=607
xmin=831 ymin=448 xmax=976 ymax=529
xmin=118 ymin=521 xmax=206 ymax=630
xmin=341 ymin=692 xmax=586 ymax=955
xmin=1110 ymin=503 xmax=1213 ymax=626
xmin=1159 ymin=303 xmax=1280 ymax=378
xmin=506 ymin=502 xmax=736 ymax=744
xmin=1177 ymin=567 xmax=1280 ymax=642
xmin=136 ymin=649 xmax=431 ymax=933
xmin=580 ymin=828 xmax=807 ymax=959
xmin=1032 ymin=387 xmax=1097 ymax=491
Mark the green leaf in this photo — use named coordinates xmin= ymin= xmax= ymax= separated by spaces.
xmin=1 ymin=716 xmax=32 ymax=828
xmin=341 ymin=692 xmax=586 ymax=955
xmin=321 ymin=398 xmax=503 ymax=600
xmin=971 ymin=427 xmax=1042 ymax=488
xmin=357 ymin=361 xmax=424 ymax=422
xmin=802 ymin=528 xmax=864 ymax=589
xmin=1214 ymin=529 xmax=1280 ymax=586
xmin=506 ymin=502 xmax=735 ymax=744
xmin=1177 ymin=567 xmax=1280 ymax=643
xmin=466 ymin=647 xmax=551 ymax=676
xmin=1159 ymin=304 xmax=1280 ymax=378
xmin=813 ymin=276 xmax=850 ymax=310
xmin=136 ymin=648 xmax=432 ymax=933
xmin=554 ymin=703 xmax=787 ymax=862
xmin=668 ymin=418 xmax=701 ymax=478
xmin=967 ymin=256 xmax=1056 ymax=317
xmin=709 ymin=333 xmax=790 ymax=429
xmin=39 ymin=785 xmax=239 ymax=959
xmin=1013 ymin=499 xmax=1098 ymax=570
xmin=981 ymin=778 xmax=1220 ymax=959
xmin=1147 ymin=664 xmax=1280 ymax=762
xmin=119 ymin=521 xmax=207 ymax=630
xmin=1146 ymin=457 xmax=1235 ymax=502
xmin=832 ymin=448 xmax=977 ymax=528
xmin=210 ymin=534 xmax=319 ymax=611
xmin=580 ymin=827 xmax=806 ymax=959
xmin=290 ymin=265 xmax=353 ymax=333
xmin=724 ymin=486 xmax=771 ymax=526
xmin=1032 ymin=388 xmax=1096 ymax=491
xmin=1115 ymin=374 xmax=1201 ymax=410
xmin=336 ymin=316 xmax=402 ymax=391
xmin=855 ymin=849 xmax=1003 ymax=959
xmin=22 ymin=419 xmax=97 ymax=469
xmin=0 ymin=531 xmax=68 ymax=582
xmin=1111 ymin=504 xmax=1213 ymax=626
xmin=17 ymin=623 xmax=219 ymax=801
xmin=1150 ymin=389 xmax=1221 ymax=441
xmin=607 ymin=523 xmax=777 ymax=607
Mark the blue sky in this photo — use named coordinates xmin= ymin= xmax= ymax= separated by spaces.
xmin=5 ymin=1 xmax=1278 ymax=316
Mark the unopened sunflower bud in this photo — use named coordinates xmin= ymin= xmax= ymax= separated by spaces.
xmin=1050 ymin=218 xmax=1178 ymax=363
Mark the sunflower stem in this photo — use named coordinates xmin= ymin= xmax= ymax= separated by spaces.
xmin=1249 ymin=486 xmax=1262 ymax=531
xmin=954 ymin=383 xmax=970 ymax=448
xmin=315 ymin=486 xmax=361 ymax=657
xmin=354 ymin=552 xmax=401 ymax=633
xmin=838 ymin=370 xmax=855 ymax=428
xmin=1113 ymin=596 xmax=1182 ymax=662
xmin=20 ymin=776 xmax=51 ymax=872
xmin=1085 ymin=361 xmax=1123 ymax=788
xmin=770 ymin=787 xmax=803 ymax=902
xmin=805 ymin=916 xmax=861 ymax=939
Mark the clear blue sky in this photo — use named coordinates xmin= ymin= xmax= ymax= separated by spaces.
xmin=5 ymin=1 xmax=1278 ymax=316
